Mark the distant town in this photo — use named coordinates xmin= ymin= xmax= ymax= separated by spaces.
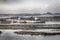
xmin=0 ymin=12 xmax=60 ymax=29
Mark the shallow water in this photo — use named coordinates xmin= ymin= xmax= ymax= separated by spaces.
xmin=0 ymin=29 xmax=60 ymax=40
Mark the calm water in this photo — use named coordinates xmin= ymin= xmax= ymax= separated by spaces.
xmin=0 ymin=30 xmax=60 ymax=40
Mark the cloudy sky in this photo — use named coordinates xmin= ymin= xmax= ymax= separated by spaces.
xmin=0 ymin=0 xmax=60 ymax=14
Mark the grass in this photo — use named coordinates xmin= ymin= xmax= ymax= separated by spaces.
xmin=14 ymin=31 xmax=60 ymax=35
xmin=0 ymin=25 xmax=60 ymax=29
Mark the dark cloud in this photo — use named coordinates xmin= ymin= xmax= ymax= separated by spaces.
xmin=0 ymin=0 xmax=23 ymax=3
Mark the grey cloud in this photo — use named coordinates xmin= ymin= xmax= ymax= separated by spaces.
xmin=47 ymin=3 xmax=60 ymax=13
xmin=0 ymin=0 xmax=60 ymax=13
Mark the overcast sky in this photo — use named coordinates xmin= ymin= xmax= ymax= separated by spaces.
xmin=0 ymin=0 xmax=60 ymax=14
